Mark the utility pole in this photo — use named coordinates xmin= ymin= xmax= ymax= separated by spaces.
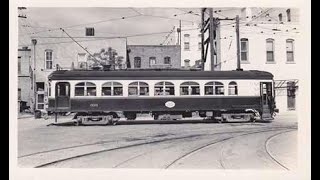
xmin=125 ymin=37 xmax=131 ymax=69
xmin=179 ymin=20 xmax=182 ymax=46
xmin=201 ymin=10 xmax=205 ymax=71
xmin=31 ymin=39 xmax=37 ymax=115
xmin=200 ymin=8 xmax=218 ymax=71
xmin=209 ymin=8 xmax=215 ymax=71
xmin=235 ymin=15 xmax=242 ymax=71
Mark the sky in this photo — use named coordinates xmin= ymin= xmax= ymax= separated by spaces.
xmin=18 ymin=7 xmax=299 ymax=48
xmin=18 ymin=7 xmax=206 ymax=46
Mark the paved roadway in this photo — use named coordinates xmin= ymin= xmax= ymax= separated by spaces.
xmin=18 ymin=113 xmax=297 ymax=169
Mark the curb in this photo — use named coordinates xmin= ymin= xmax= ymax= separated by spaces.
xmin=18 ymin=116 xmax=34 ymax=119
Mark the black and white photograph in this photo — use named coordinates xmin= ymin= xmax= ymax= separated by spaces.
xmin=10 ymin=1 xmax=310 ymax=180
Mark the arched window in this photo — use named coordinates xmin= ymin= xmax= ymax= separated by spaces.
xmin=286 ymin=39 xmax=294 ymax=62
xmin=164 ymin=57 xmax=171 ymax=64
xmin=228 ymin=81 xmax=238 ymax=95
xmin=154 ymin=81 xmax=175 ymax=96
xmin=240 ymin=38 xmax=249 ymax=61
xmin=184 ymin=34 xmax=190 ymax=50
xmin=184 ymin=34 xmax=190 ymax=41
xmin=45 ymin=49 xmax=53 ymax=69
xmin=180 ymin=81 xmax=200 ymax=95
xmin=205 ymin=81 xmax=224 ymax=95
xmin=278 ymin=13 xmax=283 ymax=22
xmin=75 ymin=82 xmax=96 ymax=96
xmin=266 ymin=38 xmax=275 ymax=62
xmin=286 ymin=9 xmax=291 ymax=22
xmin=134 ymin=57 xmax=141 ymax=68
xmin=102 ymin=82 xmax=123 ymax=96
xmin=128 ymin=81 xmax=149 ymax=96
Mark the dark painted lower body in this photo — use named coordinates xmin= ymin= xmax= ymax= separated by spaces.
xmin=48 ymin=96 xmax=262 ymax=112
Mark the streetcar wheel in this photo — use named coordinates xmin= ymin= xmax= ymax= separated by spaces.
xmin=153 ymin=114 xmax=159 ymax=120
xmin=106 ymin=115 xmax=113 ymax=125
xmin=126 ymin=113 xmax=136 ymax=120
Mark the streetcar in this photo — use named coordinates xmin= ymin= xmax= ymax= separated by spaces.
xmin=47 ymin=69 xmax=278 ymax=125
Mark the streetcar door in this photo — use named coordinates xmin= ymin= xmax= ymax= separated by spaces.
xmin=260 ymin=82 xmax=273 ymax=116
xmin=55 ymin=82 xmax=70 ymax=109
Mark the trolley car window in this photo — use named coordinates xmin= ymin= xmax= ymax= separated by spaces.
xmin=102 ymin=82 xmax=123 ymax=96
xmin=180 ymin=82 xmax=200 ymax=95
xmin=57 ymin=83 xmax=69 ymax=96
xmin=205 ymin=81 xmax=224 ymax=95
xmin=48 ymin=82 xmax=51 ymax=97
xmin=75 ymin=82 xmax=96 ymax=96
xmin=154 ymin=81 xmax=174 ymax=96
xmin=228 ymin=81 xmax=238 ymax=95
xmin=128 ymin=81 xmax=149 ymax=96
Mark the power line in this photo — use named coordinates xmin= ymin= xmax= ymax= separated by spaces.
xmin=174 ymin=8 xmax=201 ymax=16
xmin=129 ymin=7 xmax=143 ymax=15
xmin=22 ymin=27 xmax=200 ymax=46
xmin=20 ymin=9 xmax=202 ymax=37
xmin=20 ymin=14 xmax=143 ymax=36
xmin=213 ymin=11 xmax=228 ymax=18
xmin=161 ymin=26 xmax=175 ymax=45
xmin=22 ymin=18 xmax=80 ymax=63
xmin=31 ymin=27 xmax=200 ymax=39
xmin=141 ymin=14 xmax=199 ymax=24
xmin=60 ymin=28 xmax=100 ymax=63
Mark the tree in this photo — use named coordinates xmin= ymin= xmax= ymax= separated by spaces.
xmin=115 ymin=56 xmax=124 ymax=69
xmin=86 ymin=47 xmax=124 ymax=70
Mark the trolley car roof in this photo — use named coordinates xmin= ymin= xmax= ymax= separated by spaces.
xmin=48 ymin=70 xmax=273 ymax=80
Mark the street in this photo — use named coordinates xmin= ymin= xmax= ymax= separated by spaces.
xmin=18 ymin=113 xmax=297 ymax=169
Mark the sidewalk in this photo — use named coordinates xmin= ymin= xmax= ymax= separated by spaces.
xmin=276 ymin=111 xmax=297 ymax=120
xmin=17 ymin=113 xmax=34 ymax=119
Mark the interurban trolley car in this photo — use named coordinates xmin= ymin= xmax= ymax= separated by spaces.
xmin=47 ymin=69 xmax=278 ymax=125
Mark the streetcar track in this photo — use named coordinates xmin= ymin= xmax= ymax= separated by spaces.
xmin=34 ymin=134 xmax=203 ymax=168
xmin=26 ymin=126 xmax=295 ymax=168
xmin=164 ymin=128 xmax=296 ymax=169
xmin=18 ymin=140 xmax=116 ymax=158
xmin=219 ymin=143 xmax=227 ymax=169
xmin=264 ymin=129 xmax=296 ymax=170
xmin=18 ymin=128 xmax=157 ymax=158
xmin=164 ymin=137 xmax=233 ymax=169
xmin=112 ymin=152 xmax=151 ymax=168
xmin=33 ymin=132 xmax=240 ymax=168
xmin=19 ymin=129 xmax=258 ymax=158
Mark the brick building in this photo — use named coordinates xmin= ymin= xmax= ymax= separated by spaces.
xmin=169 ymin=8 xmax=300 ymax=114
xmin=219 ymin=8 xmax=301 ymax=114
xmin=19 ymin=27 xmax=127 ymax=113
xmin=18 ymin=47 xmax=32 ymax=112
xmin=127 ymin=45 xmax=181 ymax=69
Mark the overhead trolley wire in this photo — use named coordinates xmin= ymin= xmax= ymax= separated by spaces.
xmin=20 ymin=10 xmax=200 ymax=37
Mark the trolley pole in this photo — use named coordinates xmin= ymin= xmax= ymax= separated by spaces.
xmin=235 ymin=15 xmax=242 ymax=71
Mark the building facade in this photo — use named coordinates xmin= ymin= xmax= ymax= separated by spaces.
xmin=18 ymin=8 xmax=300 ymax=115
xmin=18 ymin=47 xmax=32 ymax=112
xmin=170 ymin=23 xmax=221 ymax=71
xmin=171 ymin=8 xmax=300 ymax=114
xmin=127 ymin=45 xmax=181 ymax=69
xmin=21 ymin=28 xmax=127 ymax=113
xmin=218 ymin=8 xmax=300 ymax=114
